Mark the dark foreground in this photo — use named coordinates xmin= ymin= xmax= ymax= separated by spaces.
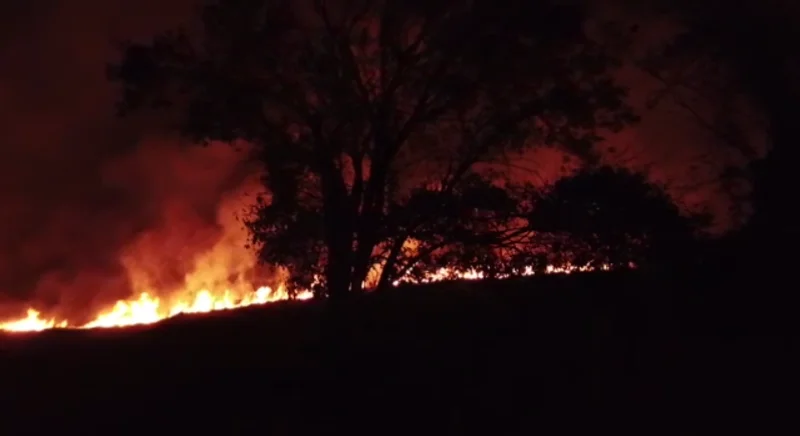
xmin=0 ymin=265 xmax=795 ymax=435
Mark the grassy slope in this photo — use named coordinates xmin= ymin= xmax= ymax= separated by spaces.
xmin=0 ymin=267 xmax=793 ymax=435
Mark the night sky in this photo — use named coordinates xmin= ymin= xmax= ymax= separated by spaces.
xmin=0 ymin=0 xmax=755 ymax=313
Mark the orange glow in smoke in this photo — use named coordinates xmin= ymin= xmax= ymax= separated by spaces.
xmin=0 ymin=165 xmax=610 ymax=333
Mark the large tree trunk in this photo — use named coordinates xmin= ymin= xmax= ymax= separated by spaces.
xmin=325 ymin=247 xmax=352 ymax=300
xmin=323 ymin=208 xmax=353 ymax=300
xmin=350 ymin=133 xmax=392 ymax=293
xmin=349 ymin=239 xmax=372 ymax=295
xmin=321 ymin=177 xmax=354 ymax=300
xmin=349 ymin=214 xmax=381 ymax=294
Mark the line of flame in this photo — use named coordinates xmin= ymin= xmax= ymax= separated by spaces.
xmin=1 ymin=263 xmax=604 ymax=333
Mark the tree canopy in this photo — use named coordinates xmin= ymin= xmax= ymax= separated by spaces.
xmin=527 ymin=166 xmax=711 ymax=268
xmin=108 ymin=0 xmax=637 ymax=298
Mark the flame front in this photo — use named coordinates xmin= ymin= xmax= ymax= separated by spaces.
xmin=0 ymin=309 xmax=69 ymax=332
xmin=0 ymin=286 xmax=314 ymax=332
xmin=0 ymin=179 xmax=612 ymax=333
xmin=81 ymin=286 xmax=313 ymax=329
xmin=0 ymin=263 xmax=604 ymax=333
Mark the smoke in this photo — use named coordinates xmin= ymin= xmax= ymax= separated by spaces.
xmin=0 ymin=132 xmax=259 ymax=318
xmin=0 ymin=0 xmax=754 ymax=319
xmin=0 ymin=0 xmax=259 ymax=319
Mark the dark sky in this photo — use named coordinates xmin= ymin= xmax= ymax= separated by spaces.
xmin=0 ymin=0 xmax=749 ymax=316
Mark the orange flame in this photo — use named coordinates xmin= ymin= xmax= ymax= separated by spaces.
xmin=0 ymin=309 xmax=69 ymax=332
xmin=0 ymin=283 xmax=314 ymax=332
xmin=0 ymin=172 xmax=611 ymax=333
xmin=0 ymin=262 xmax=606 ymax=333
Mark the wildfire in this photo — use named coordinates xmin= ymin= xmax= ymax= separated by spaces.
xmin=0 ymin=285 xmax=311 ymax=333
xmin=0 ymin=263 xmax=605 ymax=333
xmin=394 ymin=263 xmax=606 ymax=285
xmin=0 ymin=309 xmax=69 ymax=332
xmin=0 ymin=166 xmax=611 ymax=334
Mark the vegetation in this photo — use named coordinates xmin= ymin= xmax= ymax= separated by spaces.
xmin=108 ymin=0 xmax=636 ymax=298
xmin=526 ymin=166 xmax=711 ymax=268
xmin=1 ymin=2 xmax=795 ymax=434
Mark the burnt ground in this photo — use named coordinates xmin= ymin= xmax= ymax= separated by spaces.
xmin=0 ymin=263 xmax=796 ymax=435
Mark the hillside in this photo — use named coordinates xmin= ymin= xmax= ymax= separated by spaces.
xmin=0 ymin=267 xmax=793 ymax=435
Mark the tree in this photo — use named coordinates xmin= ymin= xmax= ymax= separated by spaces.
xmin=526 ymin=166 xmax=711 ymax=268
xmin=108 ymin=0 xmax=636 ymax=298
xmin=387 ymin=176 xmax=534 ymax=284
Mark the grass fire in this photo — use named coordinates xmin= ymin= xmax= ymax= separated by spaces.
xmin=0 ymin=256 xmax=605 ymax=332
xmin=1 ymin=0 xmax=795 ymax=433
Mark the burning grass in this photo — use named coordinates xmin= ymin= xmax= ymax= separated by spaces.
xmin=0 ymin=265 xmax=784 ymax=434
xmin=1 ymin=262 xmax=606 ymax=332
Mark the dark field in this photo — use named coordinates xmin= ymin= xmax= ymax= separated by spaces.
xmin=1 ymin=266 xmax=795 ymax=435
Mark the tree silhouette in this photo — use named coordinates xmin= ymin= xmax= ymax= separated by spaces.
xmin=386 ymin=176 xmax=533 ymax=284
xmin=108 ymin=0 xmax=636 ymax=298
xmin=526 ymin=166 xmax=711 ymax=268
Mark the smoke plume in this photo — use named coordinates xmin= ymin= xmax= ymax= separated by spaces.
xmin=0 ymin=0 xmax=751 ymax=320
